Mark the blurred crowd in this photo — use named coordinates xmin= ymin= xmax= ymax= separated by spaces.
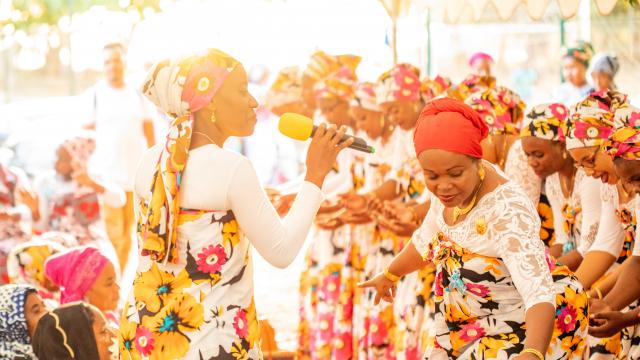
xmin=0 ymin=32 xmax=638 ymax=360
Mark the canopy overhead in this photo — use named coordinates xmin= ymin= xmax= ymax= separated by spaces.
xmin=379 ymin=0 xmax=623 ymax=23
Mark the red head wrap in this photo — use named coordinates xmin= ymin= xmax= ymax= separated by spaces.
xmin=413 ymin=98 xmax=488 ymax=158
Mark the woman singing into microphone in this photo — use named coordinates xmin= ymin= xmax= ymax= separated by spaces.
xmin=118 ymin=49 xmax=352 ymax=359
xmin=360 ymin=98 xmax=587 ymax=359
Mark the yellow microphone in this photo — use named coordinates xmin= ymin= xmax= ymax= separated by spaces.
xmin=278 ymin=113 xmax=375 ymax=153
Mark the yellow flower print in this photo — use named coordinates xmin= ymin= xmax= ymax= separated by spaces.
xmin=223 ymin=219 xmax=241 ymax=247
xmin=230 ymin=341 xmax=250 ymax=360
xmin=134 ymin=264 xmax=191 ymax=313
xmin=244 ymin=300 xmax=261 ymax=349
xmin=22 ymin=245 xmax=54 ymax=286
xmin=141 ymin=293 xmax=204 ymax=360
xmin=477 ymin=333 xmax=518 ymax=359
xmin=560 ymin=334 xmax=586 ymax=359
xmin=119 ymin=315 xmax=142 ymax=360
xmin=533 ymin=119 xmax=551 ymax=135
xmin=443 ymin=303 xmax=472 ymax=324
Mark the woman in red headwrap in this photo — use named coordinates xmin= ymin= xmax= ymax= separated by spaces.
xmin=360 ymin=98 xmax=587 ymax=359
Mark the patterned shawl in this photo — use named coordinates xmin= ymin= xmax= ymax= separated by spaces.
xmin=140 ymin=49 xmax=240 ymax=263
xmin=0 ymin=284 xmax=37 ymax=359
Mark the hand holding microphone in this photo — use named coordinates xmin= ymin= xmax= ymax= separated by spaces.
xmin=279 ymin=113 xmax=376 ymax=154
xmin=303 ymin=122 xmax=353 ymax=188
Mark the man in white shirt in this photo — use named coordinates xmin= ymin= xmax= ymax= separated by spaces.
xmin=85 ymin=42 xmax=155 ymax=272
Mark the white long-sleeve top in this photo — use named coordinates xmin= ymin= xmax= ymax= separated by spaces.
xmin=545 ymin=169 xmax=602 ymax=254
xmin=587 ymin=184 xmax=630 ymax=258
xmin=504 ymin=139 xmax=541 ymax=206
xmin=134 ymin=143 xmax=323 ymax=269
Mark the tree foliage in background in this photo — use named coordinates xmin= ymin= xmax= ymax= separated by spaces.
xmin=6 ymin=0 xmax=161 ymax=29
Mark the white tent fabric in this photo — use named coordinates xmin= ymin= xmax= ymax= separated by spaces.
xmin=381 ymin=0 xmax=622 ymax=22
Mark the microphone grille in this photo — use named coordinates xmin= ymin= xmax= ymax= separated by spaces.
xmin=278 ymin=113 xmax=314 ymax=141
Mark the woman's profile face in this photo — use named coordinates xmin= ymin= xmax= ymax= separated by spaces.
xmin=419 ymin=149 xmax=480 ymax=208
xmin=54 ymin=147 xmax=73 ymax=179
xmin=570 ymin=146 xmax=618 ymax=184
xmin=591 ymin=70 xmax=613 ymax=92
xmin=562 ymin=57 xmax=587 ymax=87
xmin=521 ymin=137 xmax=566 ymax=179
xmin=472 ymin=59 xmax=492 ymax=77
xmin=85 ymin=262 xmax=119 ymax=312
xmin=380 ymin=101 xmax=420 ymax=130
xmin=317 ymin=98 xmax=353 ymax=129
xmin=90 ymin=307 xmax=116 ymax=360
xmin=209 ymin=65 xmax=259 ymax=138
xmin=350 ymin=106 xmax=383 ymax=139
xmin=24 ymin=292 xmax=47 ymax=338
xmin=614 ymin=159 xmax=640 ymax=196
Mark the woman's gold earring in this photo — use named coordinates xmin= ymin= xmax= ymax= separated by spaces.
xmin=562 ymin=151 xmax=567 ymax=159
xmin=210 ymin=111 xmax=217 ymax=124
xmin=478 ymin=164 xmax=486 ymax=180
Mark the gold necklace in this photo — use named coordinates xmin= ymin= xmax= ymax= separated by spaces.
xmin=452 ymin=176 xmax=485 ymax=223
xmin=193 ymin=131 xmax=216 ymax=145
xmin=620 ymin=182 xmax=631 ymax=200
xmin=560 ymin=166 xmax=577 ymax=197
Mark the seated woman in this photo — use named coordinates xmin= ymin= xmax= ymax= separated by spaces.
xmin=0 ymin=162 xmax=35 ymax=284
xmin=520 ymin=103 xmax=602 ymax=259
xmin=360 ymin=98 xmax=588 ymax=360
xmin=588 ymin=104 xmax=640 ymax=358
xmin=32 ymin=302 xmax=116 ymax=360
xmin=0 ymin=284 xmax=48 ymax=359
xmin=32 ymin=135 xmax=123 ymax=270
xmin=590 ymin=53 xmax=619 ymax=92
xmin=465 ymin=85 xmax=526 ymax=170
xmin=44 ymin=246 xmax=119 ymax=323
xmin=6 ymin=233 xmax=73 ymax=304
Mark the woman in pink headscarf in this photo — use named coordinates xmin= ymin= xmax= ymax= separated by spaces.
xmin=32 ymin=135 xmax=123 ymax=270
xmin=44 ymin=246 xmax=119 ymax=322
xmin=469 ymin=52 xmax=494 ymax=77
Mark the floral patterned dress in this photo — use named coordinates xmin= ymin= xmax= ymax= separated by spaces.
xmin=589 ymin=188 xmax=639 ymax=360
xmin=121 ymin=206 xmax=262 ymax=359
xmin=413 ymin=181 xmax=588 ymax=359
xmin=355 ymin=128 xmax=432 ymax=360
xmin=298 ymin=148 xmax=357 ymax=360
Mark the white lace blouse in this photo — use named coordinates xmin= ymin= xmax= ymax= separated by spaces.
xmin=412 ymin=180 xmax=557 ymax=310
xmin=505 ymin=139 xmax=541 ymax=206
xmin=545 ymin=169 xmax=602 ymax=254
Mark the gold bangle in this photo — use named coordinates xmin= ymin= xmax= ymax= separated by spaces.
xmin=595 ymin=287 xmax=603 ymax=300
xmin=383 ymin=267 xmax=401 ymax=283
xmin=521 ymin=348 xmax=544 ymax=360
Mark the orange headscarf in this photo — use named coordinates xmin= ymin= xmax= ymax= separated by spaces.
xmin=414 ymin=98 xmax=488 ymax=158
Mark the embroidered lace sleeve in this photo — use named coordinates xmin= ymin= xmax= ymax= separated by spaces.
xmin=411 ymin=196 xmax=440 ymax=261
xmin=489 ymin=185 xmax=557 ymax=310
xmin=505 ymin=140 xmax=541 ymax=206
